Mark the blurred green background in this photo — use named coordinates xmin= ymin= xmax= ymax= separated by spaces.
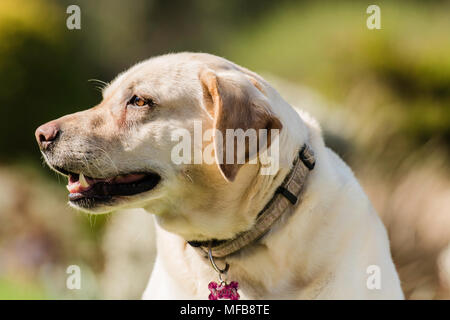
xmin=0 ymin=0 xmax=449 ymax=299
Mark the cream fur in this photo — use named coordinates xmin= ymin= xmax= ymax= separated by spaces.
xmin=139 ymin=53 xmax=404 ymax=299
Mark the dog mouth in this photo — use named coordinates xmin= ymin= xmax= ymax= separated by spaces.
xmin=56 ymin=168 xmax=161 ymax=208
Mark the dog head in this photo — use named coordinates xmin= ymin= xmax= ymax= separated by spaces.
xmin=35 ymin=53 xmax=291 ymax=240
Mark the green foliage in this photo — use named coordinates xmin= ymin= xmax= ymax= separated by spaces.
xmin=224 ymin=1 xmax=450 ymax=149
xmin=0 ymin=0 xmax=101 ymax=162
xmin=0 ymin=278 xmax=48 ymax=300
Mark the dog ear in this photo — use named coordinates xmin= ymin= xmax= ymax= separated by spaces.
xmin=199 ymin=68 xmax=282 ymax=182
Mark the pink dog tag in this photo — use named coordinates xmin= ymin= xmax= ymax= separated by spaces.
xmin=208 ymin=281 xmax=240 ymax=300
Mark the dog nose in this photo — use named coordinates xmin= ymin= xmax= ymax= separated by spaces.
xmin=35 ymin=121 xmax=60 ymax=149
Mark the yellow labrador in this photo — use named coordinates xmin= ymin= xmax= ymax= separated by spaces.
xmin=35 ymin=52 xmax=403 ymax=299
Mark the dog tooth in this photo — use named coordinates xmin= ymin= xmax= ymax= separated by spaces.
xmin=79 ymin=173 xmax=90 ymax=188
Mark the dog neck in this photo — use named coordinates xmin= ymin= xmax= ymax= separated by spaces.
xmin=187 ymin=143 xmax=316 ymax=259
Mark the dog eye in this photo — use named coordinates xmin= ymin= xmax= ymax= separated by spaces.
xmin=128 ymin=95 xmax=154 ymax=107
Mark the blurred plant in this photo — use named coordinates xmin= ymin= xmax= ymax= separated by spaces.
xmin=0 ymin=0 xmax=102 ymax=162
xmin=0 ymin=164 xmax=107 ymax=299
xmin=224 ymin=1 xmax=450 ymax=155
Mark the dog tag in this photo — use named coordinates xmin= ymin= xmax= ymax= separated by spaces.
xmin=208 ymin=281 xmax=240 ymax=300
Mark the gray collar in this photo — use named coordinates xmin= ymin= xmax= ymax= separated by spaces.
xmin=188 ymin=143 xmax=316 ymax=259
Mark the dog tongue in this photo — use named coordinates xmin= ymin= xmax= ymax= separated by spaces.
xmin=67 ymin=173 xmax=146 ymax=194
xmin=113 ymin=174 xmax=146 ymax=184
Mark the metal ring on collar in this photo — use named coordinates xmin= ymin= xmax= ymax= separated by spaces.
xmin=208 ymin=242 xmax=230 ymax=274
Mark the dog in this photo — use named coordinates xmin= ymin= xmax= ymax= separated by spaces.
xmin=35 ymin=52 xmax=404 ymax=299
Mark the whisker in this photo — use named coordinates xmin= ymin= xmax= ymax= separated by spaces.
xmin=88 ymin=78 xmax=109 ymax=87
xmin=88 ymin=79 xmax=109 ymax=94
